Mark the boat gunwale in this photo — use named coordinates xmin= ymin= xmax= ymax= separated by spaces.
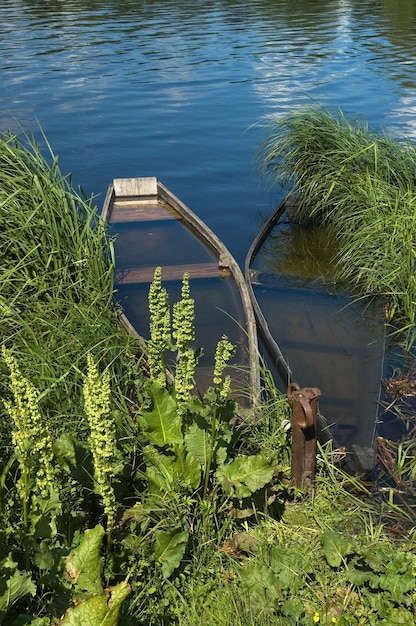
xmin=244 ymin=196 xmax=293 ymax=386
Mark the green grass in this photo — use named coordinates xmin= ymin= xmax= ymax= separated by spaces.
xmin=0 ymin=131 xmax=138 ymax=444
xmin=257 ymin=106 xmax=416 ymax=343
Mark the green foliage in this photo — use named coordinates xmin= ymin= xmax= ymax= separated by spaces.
xmin=83 ymin=354 xmax=117 ymax=531
xmin=148 ymin=266 xmax=171 ymax=387
xmin=60 ymin=526 xmax=130 ymax=625
xmin=0 ymin=554 xmax=36 ymax=622
xmin=320 ymin=529 xmax=354 ymax=567
xmin=65 ymin=525 xmax=105 ymax=596
xmin=0 ymin=131 xmax=415 ymax=626
xmin=172 ymin=271 xmax=197 ymax=408
xmin=153 ymin=529 xmax=189 ymax=579
xmin=216 ymin=454 xmax=275 ymax=499
xmin=257 ymin=105 xmax=416 ymax=341
xmin=140 ymin=382 xmax=183 ymax=447
xmin=59 ymin=582 xmax=130 ymax=626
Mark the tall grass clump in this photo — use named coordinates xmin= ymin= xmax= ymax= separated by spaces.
xmin=0 ymin=131 xmax=113 ymax=307
xmin=0 ymin=131 xmax=135 ymax=442
xmin=257 ymin=106 xmax=416 ymax=341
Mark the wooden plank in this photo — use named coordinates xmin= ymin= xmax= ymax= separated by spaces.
xmin=116 ymin=262 xmax=219 ymax=284
xmin=111 ymin=203 xmax=181 ymax=223
xmin=113 ymin=177 xmax=157 ymax=197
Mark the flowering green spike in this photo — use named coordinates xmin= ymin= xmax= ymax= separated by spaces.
xmin=213 ymin=335 xmax=236 ymax=386
xmin=2 ymin=346 xmax=56 ymax=499
xmin=172 ymin=273 xmax=196 ymax=408
xmin=83 ymin=353 xmax=116 ymax=531
xmin=173 ymin=272 xmax=195 ymax=348
xmin=148 ymin=267 xmax=171 ymax=387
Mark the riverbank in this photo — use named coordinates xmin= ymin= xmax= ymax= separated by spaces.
xmin=0 ymin=133 xmax=414 ymax=625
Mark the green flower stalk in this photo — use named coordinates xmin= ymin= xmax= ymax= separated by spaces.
xmin=174 ymin=348 xmax=197 ymax=406
xmin=2 ymin=346 xmax=56 ymax=500
xmin=148 ymin=267 xmax=171 ymax=387
xmin=173 ymin=272 xmax=195 ymax=348
xmin=83 ymin=353 xmax=116 ymax=531
xmin=213 ymin=335 xmax=236 ymax=391
xmin=173 ymin=273 xmax=196 ymax=407
xmin=202 ymin=336 xmax=236 ymax=500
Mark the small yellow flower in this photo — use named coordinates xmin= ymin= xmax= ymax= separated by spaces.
xmin=313 ymin=613 xmax=320 ymax=623
xmin=331 ymin=619 xmax=337 ymax=624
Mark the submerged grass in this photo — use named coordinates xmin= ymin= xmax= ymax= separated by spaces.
xmin=257 ymin=106 xmax=416 ymax=342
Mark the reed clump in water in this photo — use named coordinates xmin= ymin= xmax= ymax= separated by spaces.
xmin=257 ymin=106 xmax=416 ymax=341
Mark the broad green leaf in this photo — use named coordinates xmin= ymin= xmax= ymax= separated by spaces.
xmin=346 ymin=568 xmax=373 ymax=585
xmin=53 ymin=433 xmax=77 ymax=470
xmin=59 ymin=581 xmax=130 ymax=626
xmin=143 ymin=386 xmax=183 ymax=447
xmin=0 ymin=556 xmax=36 ymax=619
xmin=65 ymin=525 xmax=104 ymax=594
xmin=238 ymin=563 xmax=280 ymax=605
xmin=185 ymin=416 xmax=230 ymax=469
xmin=185 ymin=417 xmax=210 ymax=465
xmin=53 ymin=434 xmax=94 ymax=488
xmin=144 ymin=445 xmax=176 ymax=492
xmin=216 ymin=454 xmax=274 ymax=499
xmin=173 ymin=443 xmax=201 ymax=489
xmin=320 ymin=530 xmax=354 ymax=568
xmin=269 ymin=546 xmax=308 ymax=593
xmin=31 ymin=489 xmax=62 ymax=539
xmin=153 ymin=529 xmax=189 ymax=579
xmin=361 ymin=545 xmax=390 ymax=573
xmin=34 ymin=539 xmax=55 ymax=571
xmin=379 ymin=552 xmax=414 ymax=601
xmin=144 ymin=445 xmax=201 ymax=492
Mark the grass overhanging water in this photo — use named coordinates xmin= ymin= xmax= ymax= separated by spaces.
xmin=0 ymin=131 xmax=415 ymax=625
xmin=257 ymin=106 xmax=416 ymax=348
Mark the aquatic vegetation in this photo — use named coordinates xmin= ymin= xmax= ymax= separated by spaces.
xmin=257 ymin=106 xmax=416 ymax=342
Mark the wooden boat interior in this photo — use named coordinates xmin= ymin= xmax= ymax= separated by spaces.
xmin=246 ymin=196 xmax=387 ymax=451
xmin=102 ymin=177 xmax=260 ymax=406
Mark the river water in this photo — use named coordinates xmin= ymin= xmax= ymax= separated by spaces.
xmin=1 ymin=0 xmax=416 ymax=443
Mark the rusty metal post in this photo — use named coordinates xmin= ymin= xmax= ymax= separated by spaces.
xmin=287 ymin=383 xmax=321 ymax=489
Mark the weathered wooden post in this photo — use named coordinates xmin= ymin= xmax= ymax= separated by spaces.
xmin=287 ymin=383 xmax=321 ymax=489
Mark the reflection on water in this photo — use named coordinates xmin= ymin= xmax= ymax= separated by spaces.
xmin=257 ymin=219 xmax=341 ymax=288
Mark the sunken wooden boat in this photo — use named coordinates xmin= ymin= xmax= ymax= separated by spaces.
xmin=245 ymin=195 xmax=387 ymax=454
xmin=102 ymin=176 xmax=261 ymax=407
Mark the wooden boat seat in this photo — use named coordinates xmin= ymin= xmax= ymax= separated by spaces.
xmin=111 ymin=202 xmax=181 ymax=222
xmin=115 ymin=262 xmax=223 ymax=284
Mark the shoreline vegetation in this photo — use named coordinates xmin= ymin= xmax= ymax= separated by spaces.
xmin=257 ymin=106 xmax=416 ymax=347
xmin=0 ymin=130 xmax=415 ymax=624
